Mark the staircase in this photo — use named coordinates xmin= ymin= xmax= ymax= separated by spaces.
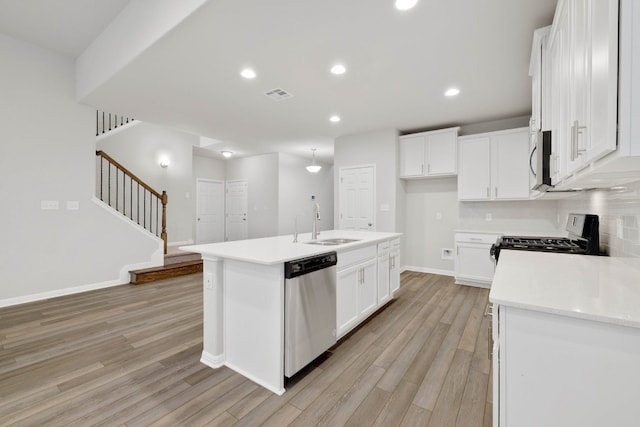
xmin=129 ymin=247 xmax=202 ymax=285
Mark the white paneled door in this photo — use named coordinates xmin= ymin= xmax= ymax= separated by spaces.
xmin=339 ymin=165 xmax=375 ymax=231
xmin=196 ymin=179 xmax=224 ymax=244
xmin=225 ymin=179 xmax=248 ymax=241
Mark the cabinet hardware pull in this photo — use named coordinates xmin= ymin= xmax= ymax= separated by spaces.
xmin=486 ymin=187 xmax=490 ymax=198
xmin=421 ymin=164 xmax=424 ymax=175
xmin=427 ymin=163 xmax=430 ymax=174
xmin=494 ymin=187 xmax=498 ymax=198
xmin=470 ymin=237 xmax=482 ymax=241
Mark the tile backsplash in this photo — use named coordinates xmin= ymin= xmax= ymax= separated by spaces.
xmin=557 ymin=180 xmax=640 ymax=257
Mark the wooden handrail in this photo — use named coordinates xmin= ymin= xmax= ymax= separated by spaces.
xmin=96 ymin=150 xmax=162 ymax=199
xmin=96 ymin=150 xmax=168 ymax=254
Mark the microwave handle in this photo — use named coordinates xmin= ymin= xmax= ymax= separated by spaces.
xmin=529 ymin=145 xmax=537 ymax=177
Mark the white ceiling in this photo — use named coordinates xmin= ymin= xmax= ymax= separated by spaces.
xmin=0 ymin=0 xmax=557 ymax=164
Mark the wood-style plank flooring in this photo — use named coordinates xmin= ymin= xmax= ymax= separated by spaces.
xmin=0 ymin=271 xmax=492 ymax=426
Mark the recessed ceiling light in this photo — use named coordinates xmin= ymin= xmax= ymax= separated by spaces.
xmin=395 ymin=0 xmax=418 ymax=11
xmin=240 ymin=68 xmax=256 ymax=79
xmin=445 ymin=87 xmax=460 ymax=97
xmin=330 ymin=115 xmax=341 ymax=123
xmin=221 ymin=150 xmax=233 ymax=158
xmin=331 ymin=64 xmax=346 ymax=75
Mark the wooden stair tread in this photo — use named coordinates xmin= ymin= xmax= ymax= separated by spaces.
xmin=130 ymin=260 xmax=203 ymax=285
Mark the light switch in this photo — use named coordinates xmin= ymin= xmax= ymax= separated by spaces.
xmin=380 ymin=204 xmax=390 ymax=212
xmin=436 ymin=212 xmax=442 ymax=220
xmin=485 ymin=213 xmax=493 ymax=221
xmin=41 ymin=200 xmax=59 ymax=210
xmin=185 ymin=192 xmax=190 ymax=199
xmin=66 ymin=201 xmax=79 ymax=210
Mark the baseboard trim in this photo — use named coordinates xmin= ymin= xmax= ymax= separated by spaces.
xmin=200 ymin=350 xmax=225 ymax=369
xmin=403 ymin=265 xmax=455 ymax=277
xmin=0 ymin=279 xmax=123 ymax=308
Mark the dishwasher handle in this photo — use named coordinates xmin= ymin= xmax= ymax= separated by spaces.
xmin=284 ymin=252 xmax=337 ymax=279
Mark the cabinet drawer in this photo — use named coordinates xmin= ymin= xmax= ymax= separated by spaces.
xmin=455 ymin=233 xmax=501 ymax=245
xmin=377 ymin=241 xmax=390 ymax=253
xmin=338 ymin=245 xmax=376 ymax=270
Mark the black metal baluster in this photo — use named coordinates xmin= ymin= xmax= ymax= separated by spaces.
xmin=115 ymin=167 xmax=119 ymax=211
xmin=156 ymin=197 xmax=159 ymax=235
xmin=102 ymin=112 xmax=105 ymax=134
xmin=109 ymin=114 xmax=112 ymax=131
xmin=130 ymin=177 xmax=133 ymax=220
xmin=100 ymin=156 xmax=103 ymax=200
xmin=137 ymin=184 xmax=140 ymax=225
xmin=108 ymin=162 xmax=111 ymax=205
xmin=96 ymin=110 xmax=99 ymax=136
xmin=143 ymin=190 xmax=147 ymax=229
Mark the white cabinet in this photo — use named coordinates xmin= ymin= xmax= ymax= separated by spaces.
xmin=377 ymin=242 xmax=391 ymax=305
xmin=336 ymin=245 xmax=377 ymax=338
xmin=454 ymin=232 xmax=500 ymax=288
xmin=399 ymin=127 xmax=460 ymax=178
xmin=458 ymin=128 xmax=530 ymax=201
xmin=544 ymin=0 xmax=619 ymax=187
xmin=390 ymin=239 xmax=400 ymax=295
xmin=493 ymin=304 xmax=640 ymax=427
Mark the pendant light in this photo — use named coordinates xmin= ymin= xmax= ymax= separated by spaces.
xmin=306 ymin=149 xmax=322 ymax=173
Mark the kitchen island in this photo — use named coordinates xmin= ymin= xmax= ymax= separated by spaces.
xmin=489 ymin=251 xmax=640 ymax=427
xmin=182 ymin=230 xmax=401 ymax=394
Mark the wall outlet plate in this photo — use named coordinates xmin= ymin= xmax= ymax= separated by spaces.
xmin=41 ymin=200 xmax=59 ymax=210
xmin=441 ymin=248 xmax=454 ymax=260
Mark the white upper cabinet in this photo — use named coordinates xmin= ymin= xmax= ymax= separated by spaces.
xmin=458 ymin=128 xmax=530 ymax=201
xmin=399 ymin=127 xmax=460 ymax=178
xmin=542 ymin=0 xmax=620 ymax=188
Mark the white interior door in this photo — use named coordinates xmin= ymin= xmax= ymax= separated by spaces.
xmin=196 ymin=179 xmax=224 ymax=244
xmin=225 ymin=179 xmax=248 ymax=241
xmin=339 ymin=165 xmax=375 ymax=231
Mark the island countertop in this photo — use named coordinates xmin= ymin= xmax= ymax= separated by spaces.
xmin=181 ymin=230 xmax=402 ymax=265
xmin=490 ymin=250 xmax=640 ymax=328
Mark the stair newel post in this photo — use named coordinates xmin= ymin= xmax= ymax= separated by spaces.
xmin=161 ymin=191 xmax=168 ymax=254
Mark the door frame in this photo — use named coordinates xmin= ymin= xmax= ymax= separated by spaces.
xmin=195 ymin=178 xmax=225 ymax=244
xmin=338 ymin=164 xmax=376 ymax=231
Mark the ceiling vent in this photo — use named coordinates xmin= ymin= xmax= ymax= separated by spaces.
xmin=264 ymin=88 xmax=293 ymax=101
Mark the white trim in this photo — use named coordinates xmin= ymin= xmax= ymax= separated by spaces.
xmin=168 ymin=239 xmax=194 ymax=247
xmin=95 ymin=119 xmax=140 ymax=141
xmin=403 ymin=265 xmax=454 ymax=277
xmin=200 ymin=350 xmax=225 ymax=369
xmin=0 ymin=278 xmax=123 ymax=308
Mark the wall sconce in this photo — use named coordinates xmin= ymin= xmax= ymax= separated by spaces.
xmin=160 ymin=157 xmax=170 ymax=168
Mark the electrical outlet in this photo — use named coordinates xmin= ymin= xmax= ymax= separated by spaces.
xmin=41 ymin=200 xmax=59 ymax=210
xmin=205 ymin=273 xmax=213 ymax=289
xmin=436 ymin=212 xmax=442 ymax=220
xmin=441 ymin=248 xmax=453 ymax=260
xmin=66 ymin=201 xmax=79 ymax=210
xmin=485 ymin=212 xmax=493 ymax=221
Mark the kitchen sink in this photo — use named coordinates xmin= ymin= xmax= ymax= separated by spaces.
xmin=304 ymin=238 xmax=361 ymax=246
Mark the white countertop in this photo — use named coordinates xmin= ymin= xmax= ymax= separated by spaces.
xmin=490 ymin=250 xmax=640 ymax=328
xmin=181 ymin=230 xmax=402 ymax=265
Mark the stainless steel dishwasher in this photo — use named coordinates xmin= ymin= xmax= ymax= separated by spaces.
xmin=284 ymin=252 xmax=337 ymax=377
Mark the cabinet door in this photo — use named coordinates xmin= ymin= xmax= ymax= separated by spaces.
xmin=585 ymin=0 xmax=617 ymax=164
xmin=390 ymin=248 xmax=400 ymax=295
xmin=377 ymin=251 xmax=391 ymax=305
xmin=336 ymin=265 xmax=359 ymax=337
xmin=399 ymin=135 xmax=425 ymax=177
xmin=358 ymin=259 xmax=377 ymax=318
xmin=455 ymin=243 xmax=495 ymax=284
xmin=491 ymin=130 xmax=531 ymax=200
xmin=458 ymin=137 xmax=491 ymax=200
xmin=426 ymin=131 xmax=457 ymax=175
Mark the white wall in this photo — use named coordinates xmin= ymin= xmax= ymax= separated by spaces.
xmin=0 ymin=34 xmax=161 ymax=305
xmin=334 ymin=129 xmax=400 ymax=232
xmin=277 ymin=153 xmax=334 ymax=235
xmin=97 ymin=122 xmax=199 ymax=245
xmin=226 ymin=153 xmax=280 ymax=238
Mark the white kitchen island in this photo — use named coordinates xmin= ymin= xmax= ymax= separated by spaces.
xmin=489 ymin=251 xmax=640 ymax=427
xmin=182 ymin=230 xmax=401 ymax=394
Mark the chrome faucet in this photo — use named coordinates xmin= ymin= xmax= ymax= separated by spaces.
xmin=311 ymin=201 xmax=320 ymax=240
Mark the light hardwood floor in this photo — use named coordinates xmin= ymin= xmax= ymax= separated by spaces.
xmin=0 ymin=271 xmax=492 ymax=426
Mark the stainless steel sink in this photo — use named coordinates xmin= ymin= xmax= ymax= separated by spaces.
xmin=304 ymin=238 xmax=361 ymax=246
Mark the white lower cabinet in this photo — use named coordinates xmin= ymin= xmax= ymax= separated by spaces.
xmin=377 ymin=242 xmax=391 ymax=305
xmin=390 ymin=239 xmax=400 ymax=294
xmin=454 ymin=232 xmax=500 ymax=288
xmin=336 ymin=245 xmax=377 ymax=338
xmin=494 ymin=304 xmax=640 ymax=427
xmin=337 ymin=239 xmax=400 ymax=339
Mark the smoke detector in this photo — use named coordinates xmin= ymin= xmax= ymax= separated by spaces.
xmin=264 ymin=88 xmax=293 ymax=101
